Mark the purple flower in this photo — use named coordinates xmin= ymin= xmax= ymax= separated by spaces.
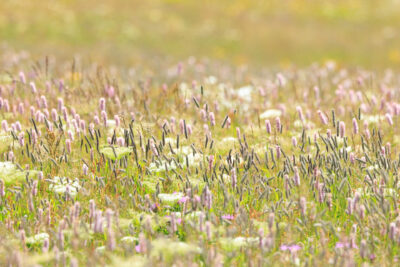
xmin=289 ymin=244 xmax=301 ymax=252
xmin=335 ymin=241 xmax=357 ymax=249
xmin=165 ymin=215 xmax=183 ymax=224
xmin=221 ymin=214 xmax=235 ymax=220
xmin=280 ymin=245 xmax=289 ymax=251
xmin=369 ymin=253 xmax=376 ymax=261
xmin=335 ymin=242 xmax=345 ymax=248
xmin=280 ymin=244 xmax=301 ymax=252
xmin=178 ymin=196 xmax=190 ymax=204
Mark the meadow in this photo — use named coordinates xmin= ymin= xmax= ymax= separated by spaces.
xmin=1 ymin=1 xmax=400 ymax=266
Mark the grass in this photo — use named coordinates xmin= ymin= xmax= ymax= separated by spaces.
xmin=0 ymin=54 xmax=399 ymax=265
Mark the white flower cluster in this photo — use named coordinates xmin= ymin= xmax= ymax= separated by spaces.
xmin=49 ymin=176 xmax=81 ymax=197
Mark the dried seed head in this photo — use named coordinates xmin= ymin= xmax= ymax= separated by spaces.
xmin=231 ymin=168 xmax=237 ymax=189
xmin=389 ymin=222 xmax=396 ymax=240
xmin=43 ymin=238 xmax=49 ymax=253
xmin=360 ymin=239 xmax=367 ymax=259
xmin=268 ymin=213 xmax=275 ymax=230
xmin=292 ymin=137 xmax=297 ymax=147
xmin=0 ymin=179 xmax=5 ymax=197
xmin=205 ymin=221 xmax=212 ymax=239
xmin=294 ymin=167 xmax=300 ymax=186
xmin=299 ymin=197 xmax=307 ymax=216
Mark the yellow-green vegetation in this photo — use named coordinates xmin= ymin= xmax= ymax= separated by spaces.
xmin=1 ymin=0 xmax=400 ymax=266
xmin=0 ymin=54 xmax=399 ymax=265
xmin=1 ymin=0 xmax=400 ymax=67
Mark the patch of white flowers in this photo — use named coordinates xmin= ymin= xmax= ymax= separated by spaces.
xmin=49 ymin=176 xmax=81 ymax=197
xmin=149 ymin=145 xmax=204 ymax=172
xmin=26 ymin=233 xmax=49 ymax=246
xmin=0 ymin=161 xmax=17 ymax=175
xmin=150 ymin=239 xmax=201 ymax=257
xmin=220 ymin=236 xmax=259 ymax=251
xmin=158 ymin=192 xmax=184 ymax=205
xmin=236 ymin=85 xmax=254 ymax=102
xmin=260 ymin=109 xmax=282 ymax=119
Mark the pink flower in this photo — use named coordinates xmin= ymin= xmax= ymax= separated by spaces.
xmin=385 ymin=113 xmax=394 ymax=125
xmin=265 ymin=120 xmax=272 ymax=134
xmin=178 ymin=196 xmax=190 ymax=204
xmin=317 ymin=110 xmax=328 ymax=125
xmin=280 ymin=244 xmax=301 ymax=253
xmin=339 ymin=121 xmax=346 ymax=138
xmin=352 ymin=118 xmax=358 ymax=134
xmin=221 ymin=214 xmax=234 ymax=220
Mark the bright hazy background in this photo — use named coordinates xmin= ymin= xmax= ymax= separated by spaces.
xmin=1 ymin=0 xmax=400 ymax=68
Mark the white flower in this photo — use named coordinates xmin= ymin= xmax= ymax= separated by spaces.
xmin=221 ymin=137 xmax=236 ymax=143
xmin=187 ymin=153 xmax=203 ymax=167
xmin=220 ymin=236 xmax=259 ymax=250
xmin=121 ymin=236 xmax=138 ymax=244
xmin=177 ymin=146 xmax=192 ymax=155
xmin=26 ymin=232 xmax=49 ymax=246
xmin=367 ymin=165 xmax=378 ymax=171
xmin=0 ymin=161 xmax=17 ymax=174
xmin=340 ymin=146 xmax=352 ymax=153
xmin=178 ymin=82 xmax=190 ymax=95
xmin=169 ymin=211 xmax=204 ymax=220
xmin=185 ymin=211 xmax=204 ymax=219
xmin=236 ymin=85 xmax=253 ymax=102
xmin=158 ymin=192 xmax=184 ymax=205
xmin=149 ymin=160 xmax=177 ymax=172
xmin=0 ymin=134 xmax=12 ymax=144
xmin=222 ymin=174 xmax=231 ymax=183
xmin=260 ymin=109 xmax=282 ymax=119
xmin=150 ymin=239 xmax=201 ymax=257
xmin=294 ymin=120 xmax=304 ymax=128
xmin=49 ymin=176 xmax=81 ymax=197
xmin=205 ymin=76 xmax=218 ymax=85
xmin=106 ymin=119 xmax=117 ymax=128
xmin=0 ymin=161 xmax=40 ymax=183
xmin=356 ymin=187 xmax=397 ymax=198
xmin=293 ymin=120 xmax=315 ymax=129
xmin=95 ymin=246 xmax=106 ymax=254
xmin=148 ymin=145 xmax=204 ymax=173
xmin=164 ymin=137 xmax=175 ymax=144
xmin=363 ymin=115 xmax=381 ymax=124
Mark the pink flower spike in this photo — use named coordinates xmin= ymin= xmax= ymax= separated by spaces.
xmin=385 ymin=113 xmax=394 ymax=125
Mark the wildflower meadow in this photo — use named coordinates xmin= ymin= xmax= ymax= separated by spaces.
xmin=1 ymin=1 xmax=400 ymax=266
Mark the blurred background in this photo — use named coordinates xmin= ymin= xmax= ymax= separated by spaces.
xmin=1 ymin=0 xmax=400 ymax=68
